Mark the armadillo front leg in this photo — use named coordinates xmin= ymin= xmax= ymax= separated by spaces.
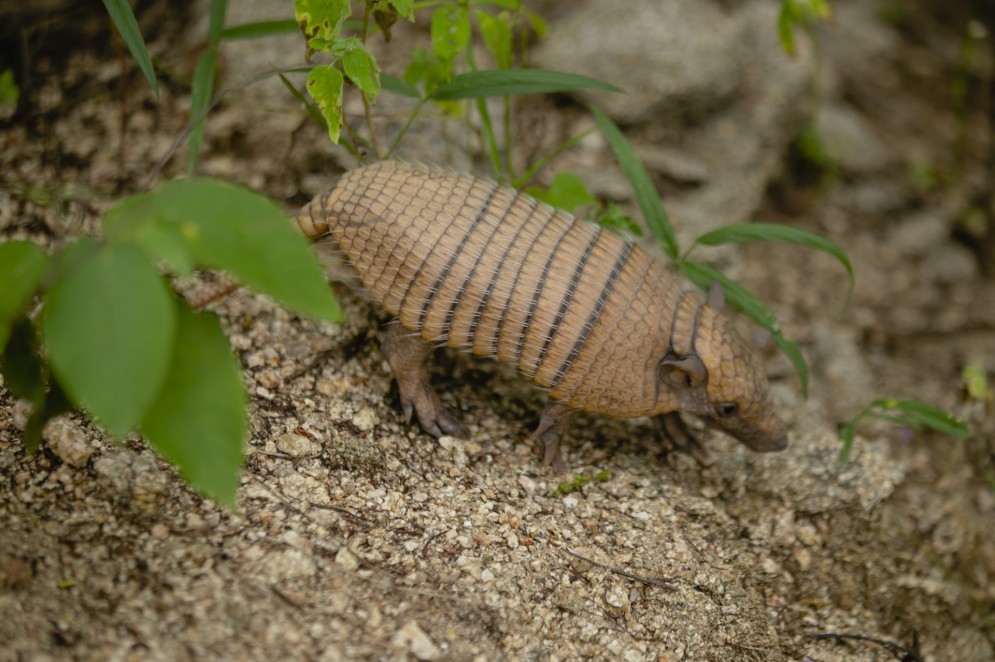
xmin=382 ymin=322 xmax=469 ymax=439
xmin=533 ymin=401 xmax=577 ymax=472
xmin=654 ymin=413 xmax=713 ymax=467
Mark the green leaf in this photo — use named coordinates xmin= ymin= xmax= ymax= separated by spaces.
xmin=431 ymin=4 xmax=471 ymax=61
xmin=104 ymin=178 xmax=342 ymax=322
xmin=778 ymin=2 xmax=798 ymax=55
xmin=104 ymin=193 xmax=195 ymax=275
xmin=278 ymin=72 xmax=329 ymax=132
xmin=101 ymin=0 xmax=159 ymax=96
xmin=596 ymin=203 xmax=643 ymax=238
xmin=306 ymin=65 xmax=344 ymax=144
xmin=207 ymin=0 xmax=228 ymax=45
xmin=294 ymin=0 xmax=350 ymax=40
xmin=432 ymin=69 xmax=621 ymax=100
xmin=590 ymin=106 xmax=679 ymax=260
xmin=188 ymin=49 xmax=218 ymax=175
xmin=142 ymin=301 xmax=246 ymax=507
xmin=1 ymin=317 xmax=45 ymax=404
xmin=388 ymin=0 xmax=414 ymax=20
xmin=526 ymin=171 xmax=597 ymax=214
xmin=341 ymin=43 xmax=380 ymax=102
xmin=404 ymin=48 xmax=453 ymax=96
xmin=875 ymin=399 xmax=972 ymax=438
xmin=0 ymin=241 xmax=49 ymax=350
xmin=477 ymin=10 xmax=513 ymax=69
xmin=691 ymin=222 xmax=854 ymax=306
xmin=220 ymin=19 xmax=300 ymax=40
xmin=42 ymin=242 xmax=177 ymax=438
xmin=381 ymin=74 xmax=420 ymax=99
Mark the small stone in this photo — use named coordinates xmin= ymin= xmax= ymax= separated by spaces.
xmin=603 ymin=584 xmax=630 ymax=616
xmin=276 ymin=432 xmax=315 ymax=457
xmin=480 ymin=569 xmax=494 ymax=582
xmin=44 ymin=418 xmax=95 ymax=467
xmin=351 ymin=407 xmax=379 ymax=432
xmin=506 ymin=533 xmax=519 ymax=549
xmin=335 ymin=547 xmax=360 ymax=572
xmin=391 ymin=621 xmax=441 ymax=661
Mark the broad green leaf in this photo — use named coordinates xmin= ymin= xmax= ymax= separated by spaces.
xmin=294 ymin=0 xmax=350 ymax=40
xmin=307 ymin=65 xmax=344 ymax=144
xmin=0 ymin=241 xmax=48 ymax=350
xmin=596 ymin=203 xmax=643 ymax=238
xmin=404 ymin=49 xmax=453 ymax=97
xmin=142 ymin=301 xmax=246 ymax=507
xmin=691 ymin=222 xmax=854 ymax=305
xmin=207 ymin=0 xmax=228 ymax=46
xmin=278 ymin=72 xmax=330 ymax=131
xmin=431 ymin=4 xmax=471 ymax=61
xmin=110 ymin=178 xmax=342 ymax=322
xmin=341 ymin=43 xmax=380 ymax=102
xmin=477 ymin=10 xmax=513 ymax=69
xmin=591 ymin=106 xmax=679 ymax=259
xmin=43 ymin=242 xmax=176 ymax=438
xmin=101 ymin=0 xmax=159 ymax=96
xmin=388 ymin=0 xmax=414 ymax=20
xmin=220 ymin=19 xmax=299 ymax=40
xmin=188 ymin=49 xmax=218 ymax=175
xmin=1 ymin=317 xmax=45 ymax=404
xmin=104 ymin=193 xmax=195 ymax=275
xmin=432 ymin=69 xmax=621 ymax=100
xmin=381 ymin=74 xmax=420 ymax=99
xmin=22 ymin=380 xmax=73 ymax=453
xmin=526 ymin=171 xmax=596 ymax=214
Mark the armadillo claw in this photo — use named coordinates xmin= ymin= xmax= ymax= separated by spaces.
xmin=533 ymin=401 xmax=577 ymax=472
xmin=398 ymin=383 xmax=469 ymax=440
xmin=654 ymin=412 xmax=714 ymax=467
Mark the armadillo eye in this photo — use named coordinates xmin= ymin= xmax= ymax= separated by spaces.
xmin=717 ymin=402 xmax=739 ymax=417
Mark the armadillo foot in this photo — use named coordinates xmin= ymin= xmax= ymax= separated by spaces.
xmin=532 ymin=401 xmax=577 ymax=472
xmin=382 ymin=322 xmax=469 ymax=440
xmin=654 ymin=412 xmax=713 ymax=467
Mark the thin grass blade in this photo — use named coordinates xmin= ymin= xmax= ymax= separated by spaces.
xmin=590 ymin=106 xmax=678 ymax=259
xmin=101 ymin=0 xmax=159 ymax=96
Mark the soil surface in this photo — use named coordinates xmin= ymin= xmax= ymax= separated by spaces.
xmin=1 ymin=1 xmax=994 ymax=661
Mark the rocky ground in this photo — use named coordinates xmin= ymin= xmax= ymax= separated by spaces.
xmin=1 ymin=0 xmax=993 ymax=660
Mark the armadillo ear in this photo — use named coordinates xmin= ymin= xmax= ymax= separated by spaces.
xmin=660 ymin=354 xmax=707 ymax=390
xmin=706 ymin=281 xmax=726 ymax=311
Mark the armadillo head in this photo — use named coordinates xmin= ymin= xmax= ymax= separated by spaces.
xmin=656 ymin=305 xmax=788 ymax=452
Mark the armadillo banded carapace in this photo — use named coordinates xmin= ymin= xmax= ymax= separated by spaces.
xmin=297 ymin=161 xmax=788 ymax=466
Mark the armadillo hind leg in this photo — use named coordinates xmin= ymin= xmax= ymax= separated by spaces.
xmin=382 ymin=322 xmax=469 ymax=439
xmin=533 ymin=401 xmax=577 ymax=472
xmin=653 ymin=413 xmax=713 ymax=467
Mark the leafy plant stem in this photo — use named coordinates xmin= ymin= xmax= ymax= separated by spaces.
xmin=386 ymin=97 xmax=430 ymax=158
xmin=358 ymin=2 xmax=382 ymax=158
xmin=464 ymin=40 xmax=502 ymax=179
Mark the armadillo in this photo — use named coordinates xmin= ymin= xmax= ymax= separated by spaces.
xmin=296 ymin=161 xmax=788 ymax=468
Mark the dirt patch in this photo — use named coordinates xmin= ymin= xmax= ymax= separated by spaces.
xmin=1 ymin=1 xmax=993 ymax=660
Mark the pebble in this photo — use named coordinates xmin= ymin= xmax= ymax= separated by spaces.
xmin=335 ymin=548 xmax=359 ymax=572
xmin=44 ymin=418 xmax=95 ymax=468
xmin=276 ymin=432 xmax=315 ymax=457
xmin=391 ymin=621 xmax=440 ymax=661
